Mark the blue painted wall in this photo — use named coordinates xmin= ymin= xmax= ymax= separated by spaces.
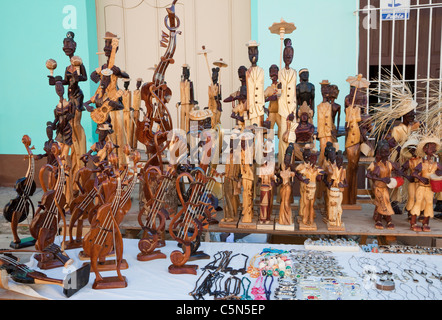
xmin=0 ymin=0 xmax=98 ymax=155
xmin=251 ymin=0 xmax=359 ymax=149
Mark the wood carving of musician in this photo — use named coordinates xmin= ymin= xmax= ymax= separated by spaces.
xmin=225 ymin=66 xmax=248 ymax=129
xmin=245 ymin=41 xmax=265 ymax=127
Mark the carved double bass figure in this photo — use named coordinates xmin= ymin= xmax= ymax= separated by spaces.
xmin=3 ymin=135 xmax=37 ymax=249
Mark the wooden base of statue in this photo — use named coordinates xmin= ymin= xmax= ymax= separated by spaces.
xmin=92 ymin=276 xmax=128 ymax=290
xmin=82 ymin=259 xmax=129 ymax=272
xmin=219 ymin=218 xmax=239 ymax=229
xmin=237 ymin=217 xmax=258 ymax=230
xmin=256 ymin=216 xmax=275 ymax=230
xmin=78 ymin=250 xmax=115 ymax=261
xmin=9 ymin=237 xmax=36 ymax=249
xmin=297 ymin=216 xmax=317 ymax=231
xmin=34 ymin=253 xmax=70 ymax=270
xmin=275 ymin=219 xmax=295 ymax=231
xmin=168 ymin=264 xmax=198 ymax=275
xmin=137 ymin=250 xmax=167 ymax=262
xmin=63 ymin=239 xmax=83 ymax=250
xmin=327 ymin=221 xmax=346 ymax=231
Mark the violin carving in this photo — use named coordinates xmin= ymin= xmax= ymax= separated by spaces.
xmin=29 ymin=143 xmax=70 ymax=270
xmin=3 ymin=135 xmax=37 ymax=249
xmin=136 ymin=0 xmax=180 ymax=159
xmin=137 ymin=166 xmax=175 ymax=262
xmin=0 ymin=249 xmax=90 ymax=298
xmin=168 ymin=168 xmax=216 ymax=275
xmin=81 ymin=151 xmax=134 ymax=289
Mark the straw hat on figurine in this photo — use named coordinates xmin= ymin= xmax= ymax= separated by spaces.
xmin=367 ymin=69 xmax=418 ymax=140
xmin=400 ymin=131 xmax=421 ymax=160
xmin=416 ymin=133 xmax=441 ymax=158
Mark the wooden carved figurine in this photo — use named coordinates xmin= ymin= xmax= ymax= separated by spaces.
xmin=296 ymin=68 xmax=315 ymax=123
xmin=257 ymin=142 xmax=277 ymax=226
xmin=208 ymin=67 xmax=222 ymax=128
xmin=131 ymin=78 xmax=143 ymax=149
xmin=409 ymin=137 xmax=442 ymax=232
xmin=239 ymin=132 xmax=256 ymax=226
xmin=122 ymin=78 xmax=135 ymax=155
xmin=366 ymin=140 xmax=403 ymax=230
xmin=48 ymin=31 xmax=88 ymax=199
xmin=35 ymin=124 xmax=58 ymax=189
xmin=277 ymin=166 xmax=295 ymax=227
xmin=295 ymin=147 xmax=324 ymax=230
xmin=3 ymin=135 xmax=37 ymax=249
xmin=264 ymin=64 xmax=281 ymax=135
xmin=323 ymin=150 xmax=347 ymax=230
xmin=177 ymin=65 xmax=197 ymax=134
xmin=225 ymin=66 xmax=248 ymax=129
xmin=316 ymin=80 xmax=334 ymax=167
xmin=329 ymin=84 xmax=341 ymax=139
xmin=245 ymin=41 xmax=265 ymax=127
xmin=278 ymin=38 xmax=298 ymax=163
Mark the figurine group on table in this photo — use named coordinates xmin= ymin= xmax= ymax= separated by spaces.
xmin=3 ymin=5 xmax=442 ymax=298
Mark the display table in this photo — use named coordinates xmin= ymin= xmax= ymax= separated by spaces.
xmin=2 ymin=238 xmax=442 ymax=300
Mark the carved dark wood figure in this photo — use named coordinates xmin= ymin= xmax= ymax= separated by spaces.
xmin=264 ymin=64 xmax=281 ymax=135
xmin=137 ymin=0 xmax=180 ymax=165
xmin=3 ymin=135 xmax=37 ymax=249
xmin=366 ymin=140 xmax=404 ymax=230
xmin=48 ymin=31 xmax=88 ymax=199
xmin=225 ymin=66 xmax=248 ymax=128
xmin=296 ymin=68 xmax=315 ymax=123
xmin=208 ymin=67 xmax=222 ymax=128
xmin=293 ymin=111 xmax=315 ymax=161
xmin=35 ymin=123 xmax=59 ymax=190
xmin=48 ymin=78 xmax=75 ymax=204
xmin=30 ymin=143 xmax=71 ymax=270
xmin=329 ymin=84 xmax=341 ymax=139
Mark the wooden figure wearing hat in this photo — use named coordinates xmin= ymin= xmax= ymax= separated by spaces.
xmin=225 ymin=66 xmax=248 ymax=129
xmin=245 ymin=40 xmax=265 ymax=127
xmin=177 ymin=64 xmax=197 ymax=134
xmin=316 ymin=80 xmax=334 ymax=167
xmin=366 ymin=140 xmax=403 ymax=230
xmin=409 ymin=136 xmax=442 ymax=232
xmin=295 ymin=146 xmax=324 ymax=230
xmin=264 ymin=64 xmax=281 ymax=137
xmin=208 ymin=67 xmax=222 ymax=128
xmin=296 ymin=68 xmax=315 ymax=124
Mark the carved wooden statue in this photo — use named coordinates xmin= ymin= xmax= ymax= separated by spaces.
xmin=122 ymin=78 xmax=135 ymax=156
xmin=257 ymin=143 xmax=277 ymax=225
xmin=295 ymin=147 xmax=324 ymax=230
xmin=329 ymin=84 xmax=341 ymax=139
xmin=48 ymin=31 xmax=88 ymax=199
xmin=177 ymin=65 xmax=196 ymax=133
xmin=264 ymin=64 xmax=281 ymax=135
xmin=296 ymin=68 xmax=315 ymax=124
xmin=208 ymin=67 xmax=222 ymax=128
xmin=35 ymin=123 xmax=59 ymax=190
xmin=225 ymin=66 xmax=248 ymax=129
xmin=245 ymin=41 xmax=265 ymax=127
xmin=131 ymin=78 xmax=143 ymax=149
xmin=316 ymin=80 xmax=334 ymax=167
xmin=366 ymin=140 xmax=403 ymax=230
xmin=409 ymin=137 xmax=442 ymax=232
xmin=278 ymin=166 xmax=295 ymax=226
xmin=239 ymin=131 xmax=256 ymax=225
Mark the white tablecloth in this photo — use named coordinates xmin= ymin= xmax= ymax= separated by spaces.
xmin=5 ymin=239 xmax=442 ymax=300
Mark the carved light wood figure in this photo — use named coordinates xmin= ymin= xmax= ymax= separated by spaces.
xmin=245 ymin=41 xmax=265 ymax=127
xmin=131 ymin=78 xmax=143 ymax=149
xmin=264 ymin=64 xmax=281 ymax=137
xmin=225 ymin=66 xmax=248 ymax=129
xmin=257 ymin=142 xmax=277 ymax=225
xmin=239 ymin=131 xmax=256 ymax=225
xmin=177 ymin=65 xmax=196 ymax=134
xmin=409 ymin=137 xmax=442 ymax=232
xmin=277 ymin=167 xmax=295 ymax=226
xmin=122 ymin=78 xmax=135 ymax=156
xmin=316 ymin=80 xmax=334 ymax=167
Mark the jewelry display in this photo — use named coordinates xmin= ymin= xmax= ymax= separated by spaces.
xmin=304 ymin=238 xmax=360 ymax=252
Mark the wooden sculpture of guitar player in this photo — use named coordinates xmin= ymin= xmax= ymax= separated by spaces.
xmin=3 ymin=135 xmax=37 ymax=249
xmin=47 ymin=31 xmax=88 ymax=199
xmin=90 ymin=32 xmax=129 ymax=167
